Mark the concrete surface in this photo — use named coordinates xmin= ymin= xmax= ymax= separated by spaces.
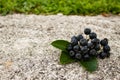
xmin=0 ymin=14 xmax=120 ymax=80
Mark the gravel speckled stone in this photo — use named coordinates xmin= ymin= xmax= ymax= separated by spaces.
xmin=0 ymin=14 xmax=120 ymax=80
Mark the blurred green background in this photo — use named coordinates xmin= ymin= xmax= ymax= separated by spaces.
xmin=0 ymin=0 xmax=120 ymax=15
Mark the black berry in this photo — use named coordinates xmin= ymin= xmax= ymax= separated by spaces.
xmin=73 ymin=45 xmax=80 ymax=51
xmin=77 ymin=34 xmax=83 ymax=41
xmin=71 ymin=36 xmax=78 ymax=45
xmin=89 ymin=49 xmax=97 ymax=56
xmin=91 ymin=38 xmax=100 ymax=45
xmin=81 ymin=46 xmax=88 ymax=53
xmin=75 ymin=53 xmax=82 ymax=60
xmin=103 ymin=45 xmax=110 ymax=52
xmin=89 ymin=32 xmax=97 ymax=39
xmin=80 ymin=38 xmax=88 ymax=46
xmin=87 ymin=42 xmax=94 ymax=49
xmin=69 ymin=50 xmax=75 ymax=57
xmin=67 ymin=44 xmax=72 ymax=51
xmin=94 ymin=44 xmax=101 ymax=51
xmin=100 ymin=38 xmax=108 ymax=46
xmin=99 ymin=52 xmax=107 ymax=59
xmin=83 ymin=54 xmax=90 ymax=61
xmin=84 ymin=28 xmax=91 ymax=35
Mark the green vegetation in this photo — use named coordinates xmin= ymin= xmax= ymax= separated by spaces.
xmin=0 ymin=0 xmax=120 ymax=15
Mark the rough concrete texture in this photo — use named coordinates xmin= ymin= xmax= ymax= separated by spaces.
xmin=0 ymin=14 xmax=120 ymax=80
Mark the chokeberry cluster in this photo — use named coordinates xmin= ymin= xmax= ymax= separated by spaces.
xmin=67 ymin=28 xmax=111 ymax=61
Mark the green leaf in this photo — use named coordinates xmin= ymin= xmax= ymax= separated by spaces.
xmin=80 ymin=57 xmax=98 ymax=72
xmin=51 ymin=40 xmax=70 ymax=51
xmin=60 ymin=51 xmax=76 ymax=64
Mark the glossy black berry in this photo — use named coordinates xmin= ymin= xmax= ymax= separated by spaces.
xmin=94 ymin=44 xmax=101 ymax=51
xmin=80 ymin=38 xmax=88 ymax=46
xmin=100 ymin=39 xmax=108 ymax=46
xmin=71 ymin=36 xmax=78 ymax=45
xmin=99 ymin=52 xmax=107 ymax=59
xmin=69 ymin=50 xmax=75 ymax=57
xmin=103 ymin=45 xmax=110 ymax=52
xmin=89 ymin=49 xmax=97 ymax=56
xmin=75 ymin=53 xmax=82 ymax=60
xmin=77 ymin=34 xmax=83 ymax=41
xmin=87 ymin=42 xmax=94 ymax=49
xmin=89 ymin=32 xmax=97 ymax=39
xmin=83 ymin=54 xmax=90 ymax=61
xmin=84 ymin=28 xmax=91 ymax=35
xmin=67 ymin=44 xmax=72 ymax=51
xmin=91 ymin=38 xmax=100 ymax=44
xmin=73 ymin=45 xmax=80 ymax=51
xmin=81 ymin=46 xmax=88 ymax=53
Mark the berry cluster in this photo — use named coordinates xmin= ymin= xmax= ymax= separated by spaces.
xmin=67 ymin=28 xmax=111 ymax=61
